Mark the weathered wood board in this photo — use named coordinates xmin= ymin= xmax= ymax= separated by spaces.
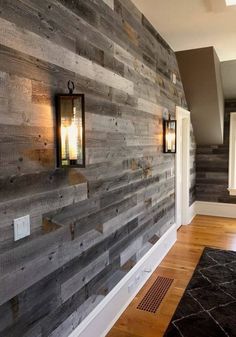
xmin=196 ymin=100 xmax=236 ymax=204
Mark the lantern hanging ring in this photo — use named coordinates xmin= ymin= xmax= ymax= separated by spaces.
xmin=68 ymin=80 xmax=75 ymax=94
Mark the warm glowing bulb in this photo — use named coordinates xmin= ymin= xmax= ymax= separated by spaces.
xmin=68 ymin=121 xmax=78 ymax=160
xmin=166 ymin=130 xmax=175 ymax=151
xmin=61 ymin=125 xmax=68 ymax=159
xmin=80 ymin=118 xmax=83 ymax=142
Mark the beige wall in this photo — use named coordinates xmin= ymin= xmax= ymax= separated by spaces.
xmin=213 ymin=49 xmax=225 ymax=138
xmin=176 ymin=47 xmax=224 ymax=145
xmin=221 ymin=60 xmax=236 ymax=99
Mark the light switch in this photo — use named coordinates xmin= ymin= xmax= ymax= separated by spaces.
xmin=14 ymin=215 xmax=30 ymax=241
xmin=172 ymin=73 xmax=177 ymax=84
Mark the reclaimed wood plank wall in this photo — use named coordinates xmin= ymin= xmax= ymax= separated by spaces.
xmin=196 ymin=100 xmax=236 ymax=203
xmin=190 ymin=123 xmax=196 ymax=205
xmin=0 ymin=0 xmax=195 ymax=336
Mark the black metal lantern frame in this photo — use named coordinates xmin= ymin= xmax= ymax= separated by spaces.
xmin=163 ymin=113 xmax=176 ymax=154
xmin=56 ymin=81 xmax=85 ymax=168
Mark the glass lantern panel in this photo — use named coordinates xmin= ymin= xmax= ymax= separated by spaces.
xmin=60 ymin=96 xmax=83 ymax=166
xmin=165 ymin=121 xmax=176 ymax=153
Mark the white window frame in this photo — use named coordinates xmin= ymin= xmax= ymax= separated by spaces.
xmin=228 ymin=112 xmax=236 ymax=196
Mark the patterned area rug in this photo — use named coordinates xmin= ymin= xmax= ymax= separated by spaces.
xmin=164 ymin=247 xmax=236 ymax=337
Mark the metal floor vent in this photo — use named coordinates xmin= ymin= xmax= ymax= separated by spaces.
xmin=137 ymin=276 xmax=173 ymax=313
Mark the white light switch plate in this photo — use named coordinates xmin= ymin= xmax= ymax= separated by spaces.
xmin=172 ymin=73 xmax=177 ymax=84
xmin=14 ymin=215 xmax=30 ymax=241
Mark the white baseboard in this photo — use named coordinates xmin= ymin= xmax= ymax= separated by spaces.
xmin=180 ymin=202 xmax=196 ymax=226
xmin=188 ymin=202 xmax=197 ymax=224
xmin=68 ymin=223 xmax=177 ymax=337
xmin=185 ymin=201 xmax=236 ymax=220
xmin=195 ymin=201 xmax=236 ymax=218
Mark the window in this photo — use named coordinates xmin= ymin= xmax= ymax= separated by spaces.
xmin=228 ymin=112 xmax=236 ymax=195
xmin=225 ymin=0 xmax=236 ymax=6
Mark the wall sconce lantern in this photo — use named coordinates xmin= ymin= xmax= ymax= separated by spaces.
xmin=56 ymin=81 xmax=85 ymax=167
xmin=163 ymin=113 xmax=176 ymax=153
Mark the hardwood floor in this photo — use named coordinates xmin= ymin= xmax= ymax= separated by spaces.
xmin=106 ymin=215 xmax=236 ymax=337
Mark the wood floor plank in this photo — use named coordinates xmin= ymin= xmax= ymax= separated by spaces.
xmin=106 ymin=215 xmax=236 ymax=337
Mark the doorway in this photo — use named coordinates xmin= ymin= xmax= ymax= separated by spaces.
xmin=175 ymin=106 xmax=191 ymax=229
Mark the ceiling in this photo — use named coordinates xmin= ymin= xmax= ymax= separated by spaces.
xmin=133 ymin=0 xmax=236 ymax=62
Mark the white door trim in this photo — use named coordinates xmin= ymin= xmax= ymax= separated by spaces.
xmin=228 ymin=112 xmax=236 ymax=195
xmin=176 ymin=106 xmax=191 ymax=227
